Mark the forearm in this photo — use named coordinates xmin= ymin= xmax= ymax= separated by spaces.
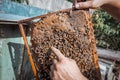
xmin=74 ymin=0 xmax=120 ymax=21
xmin=101 ymin=0 xmax=120 ymax=21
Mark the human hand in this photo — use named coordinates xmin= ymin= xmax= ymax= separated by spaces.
xmin=73 ymin=0 xmax=113 ymax=9
xmin=50 ymin=47 xmax=87 ymax=80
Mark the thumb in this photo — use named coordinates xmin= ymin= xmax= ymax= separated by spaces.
xmin=75 ymin=1 xmax=100 ymax=9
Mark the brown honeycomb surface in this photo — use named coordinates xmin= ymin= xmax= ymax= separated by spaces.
xmin=30 ymin=10 xmax=101 ymax=80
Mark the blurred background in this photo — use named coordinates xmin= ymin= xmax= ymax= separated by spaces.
xmin=0 ymin=0 xmax=120 ymax=80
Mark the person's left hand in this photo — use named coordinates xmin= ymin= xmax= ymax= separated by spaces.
xmin=50 ymin=47 xmax=87 ymax=80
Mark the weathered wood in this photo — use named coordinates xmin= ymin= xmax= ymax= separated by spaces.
xmin=30 ymin=10 xmax=101 ymax=80
xmin=97 ymin=47 xmax=120 ymax=61
xmin=18 ymin=23 xmax=38 ymax=80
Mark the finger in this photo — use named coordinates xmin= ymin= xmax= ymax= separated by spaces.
xmin=50 ymin=65 xmax=59 ymax=80
xmin=73 ymin=0 xmax=86 ymax=7
xmin=50 ymin=65 xmax=55 ymax=71
xmin=50 ymin=65 xmax=55 ymax=79
xmin=53 ymin=59 xmax=58 ymax=64
xmin=75 ymin=1 xmax=96 ymax=9
xmin=72 ymin=0 xmax=78 ymax=9
xmin=73 ymin=0 xmax=77 ymax=6
xmin=50 ymin=71 xmax=53 ymax=79
xmin=52 ymin=59 xmax=58 ymax=70
xmin=52 ymin=71 xmax=59 ymax=80
xmin=50 ymin=71 xmax=57 ymax=80
xmin=51 ymin=46 xmax=66 ymax=61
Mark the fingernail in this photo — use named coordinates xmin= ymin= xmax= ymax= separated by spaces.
xmin=51 ymin=46 xmax=54 ymax=50
xmin=76 ymin=4 xmax=80 ymax=9
xmin=51 ymin=46 xmax=56 ymax=51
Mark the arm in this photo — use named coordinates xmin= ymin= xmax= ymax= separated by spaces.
xmin=74 ymin=0 xmax=120 ymax=21
xmin=50 ymin=47 xmax=87 ymax=80
xmin=101 ymin=1 xmax=120 ymax=20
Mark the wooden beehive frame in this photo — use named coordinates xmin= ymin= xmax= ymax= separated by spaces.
xmin=18 ymin=8 xmax=101 ymax=80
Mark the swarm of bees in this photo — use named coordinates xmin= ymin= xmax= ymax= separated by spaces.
xmin=30 ymin=10 xmax=101 ymax=80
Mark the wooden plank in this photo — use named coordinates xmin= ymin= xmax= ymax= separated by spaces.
xmin=97 ymin=48 xmax=120 ymax=61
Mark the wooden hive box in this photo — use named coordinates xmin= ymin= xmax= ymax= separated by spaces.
xmin=30 ymin=9 xmax=101 ymax=80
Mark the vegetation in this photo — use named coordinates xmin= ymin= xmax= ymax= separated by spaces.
xmin=93 ymin=9 xmax=120 ymax=50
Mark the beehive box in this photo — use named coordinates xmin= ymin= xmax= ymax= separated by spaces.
xmin=30 ymin=9 xmax=101 ymax=80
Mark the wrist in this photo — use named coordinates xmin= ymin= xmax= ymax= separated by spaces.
xmin=92 ymin=0 xmax=112 ymax=8
xmin=102 ymin=0 xmax=120 ymax=7
xmin=101 ymin=0 xmax=120 ymax=11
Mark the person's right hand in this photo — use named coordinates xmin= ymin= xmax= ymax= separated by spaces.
xmin=50 ymin=47 xmax=87 ymax=80
xmin=73 ymin=0 xmax=113 ymax=9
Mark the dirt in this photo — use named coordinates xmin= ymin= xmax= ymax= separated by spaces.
xmin=30 ymin=10 xmax=101 ymax=80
